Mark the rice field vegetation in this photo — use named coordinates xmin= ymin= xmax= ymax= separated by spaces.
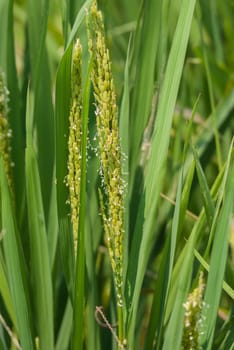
xmin=0 ymin=0 xmax=233 ymax=349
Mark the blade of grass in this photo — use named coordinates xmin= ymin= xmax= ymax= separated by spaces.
xmin=66 ymin=0 xmax=93 ymax=49
xmin=25 ymin=145 xmax=54 ymax=350
xmin=204 ymin=138 xmax=234 ymax=257
xmin=164 ymin=159 xmax=226 ymax=324
xmin=0 ymin=253 xmax=17 ymax=330
xmin=199 ymin=2 xmax=223 ymax=65
xmin=55 ymin=42 xmax=72 ymax=219
xmin=85 ymin=147 xmax=103 ymax=349
xmin=162 ymin=251 xmax=193 ymax=350
xmin=129 ymin=0 xmax=162 ymax=177
xmin=47 ymin=168 xmax=59 ymax=270
xmin=192 ymin=146 xmax=215 ymax=229
xmin=119 ymin=36 xmax=131 ymax=289
xmin=0 ymin=329 xmax=7 ymax=350
xmin=55 ymin=42 xmax=75 ymax=294
xmin=85 ymin=219 xmax=101 ymax=350
xmin=144 ymin=171 xmax=183 ymax=350
xmin=0 ymin=159 xmax=34 ymax=350
xmin=27 ymin=0 xmax=49 ymax=78
xmin=153 ymin=158 xmax=193 ymax=350
xmin=157 ymin=160 xmax=196 ymax=349
xmin=199 ymin=147 xmax=234 ymax=349
xmin=177 ymin=161 xmax=196 ymax=239
xmin=127 ymin=0 xmax=196 ymax=344
xmin=176 ymin=95 xmax=199 ymax=239
xmin=60 ymin=0 xmax=71 ymax=46
xmin=197 ymin=4 xmax=222 ymax=170
xmin=69 ymin=0 xmax=83 ymax=27
xmin=194 ymin=249 xmax=234 ymax=300
xmin=0 ymin=0 xmax=8 ymax=69
xmin=55 ymin=300 xmax=73 ymax=350
xmin=161 ymin=169 xmax=200 ymax=350
xmin=85 ymin=139 xmax=103 ymax=349
xmin=25 ymin=89 xmax=54 ymax=350
xmin=184 ymin=86 xmax=234 ymax=176
xmin=27 ymin=0 xmax=54 ymax=220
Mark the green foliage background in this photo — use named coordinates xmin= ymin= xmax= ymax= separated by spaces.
xmin=0 ymin=0 xmax=233 ymax=349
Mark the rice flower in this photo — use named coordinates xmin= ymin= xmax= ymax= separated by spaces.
xmin=181 ymin=271 xmax=205 ymax=350
xmin=0 ymin=72 xmax=13 ymax=191
xmin=87 ymin=1 xmax=125 ymax=309
xmin=66 ymin=40 xmax=83 ymax=251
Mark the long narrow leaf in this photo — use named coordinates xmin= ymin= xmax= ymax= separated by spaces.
xmin=55 ymin=300 xmax=73 ymax=350
xmin=25 ymin=88 xmax=54 ymax=350
xmin=27 ymin=0 xmax=54 ymax=219
xmin=200 ymin=153 xmax=234 ymax=349
xmin=119 ymin=37 xmax=131 ymax=287
xmin=193 ymin=146 xmax=215 ymax=228
xmin=0 ymin=252 xmax=17 ymax=330
xmin=145 ymin=171 xmax=183 ymax=350
xmin=194 ymin=249 xmax=234 ymax=300
xmin=130 ymin=0 xmax=162 ymax=175
xmin=0 ymin=159 xmax=34 ymax=350
xmin=55 ymin=42 xmax=75 ymax=294
xmin=25 ymin=145 xmax=54 ymax=350
xmin=127 ymin=1 xmax=196 ymax=343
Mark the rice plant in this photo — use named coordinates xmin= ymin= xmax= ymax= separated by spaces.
xmin=0 ymin=0 xmax=233 ymax=349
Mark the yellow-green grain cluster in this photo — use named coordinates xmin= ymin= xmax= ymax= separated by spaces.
xmin=87 ymin=1 xmax=124 ymax=308
xmin=181 ymin=272 xmax=205 ymax=350
xmin=66 ymin=40 xmax=83 ymax=251
xmin=0 ymin=72 xmax=13 ymax=191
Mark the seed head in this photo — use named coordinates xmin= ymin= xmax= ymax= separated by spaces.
xmin=0 ymin=72 xmax=13 ymax=192
xmin=87 ymin=0 xmax=125 ymax=308
xmin=182 ymin=272 xmax=205 ymax=350
xmin=66 ymin=40 xmax=83 ymax=252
